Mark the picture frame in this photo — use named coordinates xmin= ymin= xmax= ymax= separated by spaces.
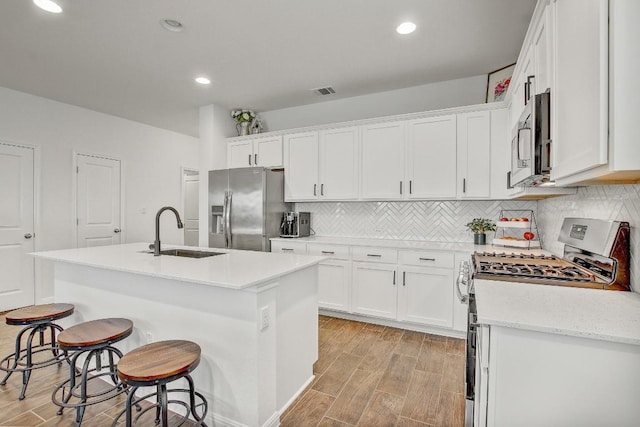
xmin=486 ymin=63 xmax=516 ymax=103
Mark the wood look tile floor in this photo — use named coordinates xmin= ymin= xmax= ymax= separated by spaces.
xmin=0 ymin=313 xmax=465 ymax=426
xmin=281 ymin=316 xmax=466 ymax=427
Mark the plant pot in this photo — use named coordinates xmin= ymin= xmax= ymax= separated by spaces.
xmin=236 ymin=121 xmax=250 ymax=136
xmin=474 ymin=233 xmax=486 ymax=245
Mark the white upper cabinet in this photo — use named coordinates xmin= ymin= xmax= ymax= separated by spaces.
xmin=457 ymin=111 xmax=491 ymax=199
xmin=552 ymin=0 xmax=640 ymax=185
xmin=406 ymin=115 xmax=457 ymax=199
xmin=228 ymin=136 xmax=283 ymax=169
xmin=532 ymin=5 xmax=552 ymax=95
xmin=283 ymin=132 xmax=319 ymax=201
xmin=319 ymin=127 xmax=359 ymax=200
xmin=361 ymin=121 xmax=406 ymax=199
xmin=551 ymin=0 xmax=608 ymax=181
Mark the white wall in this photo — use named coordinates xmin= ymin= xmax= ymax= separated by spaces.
xmin=0 ymin=86 xmax=199 ymax=303
xmin=259 ymin=75 xmax=487 ymax=131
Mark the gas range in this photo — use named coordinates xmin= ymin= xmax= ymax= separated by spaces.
xmin=471 ymin=218 xmax=630 ymax=291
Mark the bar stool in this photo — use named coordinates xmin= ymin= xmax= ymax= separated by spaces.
xmin=113 ymin=340 xmax=208 ymax=427
xmin=52 ymin=318 xmax=133 ymax=425
xmin=0 ymin=303 xmax=74 ymax=400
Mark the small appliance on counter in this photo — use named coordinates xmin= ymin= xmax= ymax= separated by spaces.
xmin=280 ymin=212 xmax=310 ymax=238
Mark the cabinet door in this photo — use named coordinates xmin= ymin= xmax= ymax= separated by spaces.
xmin=406 ymin=115 xmax=457 ymax=199
xmin=457 ymin=111 xmax=491 ymax=199
xmin=398 ymin=267 xmax=453 ymax=328
xmin=532 ymin=5 xmax=552 ymax=95
xmin=551 ymin=0 xmax=608 ymax=180
xmin=361 ymin=122 xmax=405 ymax=199
xmin=352 ymin=262 xmax=397 ymax=320
xmin=254 ymin=136 xmax=283 ymax=168
xmin=510 ymin=48 xmax=534 ymax=125
xmin=318 ymin=260 xmax=351 ymax=312
xmin=319 ymin=127 xmax=359 ymax=200
xmin=228 ymin=140 xmax=253 ymax=169
xmin=283 ymin=132 xmax=319 ymax=201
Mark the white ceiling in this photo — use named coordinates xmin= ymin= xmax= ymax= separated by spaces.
xmin=0 ymin=0 xmax=536 ymax=137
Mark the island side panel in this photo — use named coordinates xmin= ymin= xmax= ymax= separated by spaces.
xmin=275 ymin=265 xmax=319 ymax=413
xmin=54 ymin=262 xmax=264 ymax=427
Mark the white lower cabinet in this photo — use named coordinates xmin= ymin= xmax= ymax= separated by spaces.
xmin=317 ymin=260 xmax=351 ymax=312
xmin=351 ymin=262 xmax=398 ymax=320
xmin=398 ymin=266 xmax=454 ymax=328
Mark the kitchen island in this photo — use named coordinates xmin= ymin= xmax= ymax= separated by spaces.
xmin=33 ymin=243 xmax=325 ymax=427
xmin=474 ymin=279 xmax=640 ymax=427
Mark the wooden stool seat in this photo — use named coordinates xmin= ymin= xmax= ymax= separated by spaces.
xmin=57 ymin=318 xmax=133 ymax=350
xmin=117 ymin=340 xmax=201 ymax=385
xmin=5 ymin=303 xmax=74 ymax=325
xmin=113 ymin=340 xmax=207 ymax=426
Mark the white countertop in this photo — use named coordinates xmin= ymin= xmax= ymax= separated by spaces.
xmin=475 ymin=279 xmax=640 ymax=345
xmin=271 ymin=236 xmax=546 ymax=254
xmin=32 ymin=243 xmax=325 ymax=290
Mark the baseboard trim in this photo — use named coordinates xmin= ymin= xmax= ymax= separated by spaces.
xmin=319 ymin=309 xmax=466 ymax=339
xmin=278 ymin=374 xmax=316 ymax=418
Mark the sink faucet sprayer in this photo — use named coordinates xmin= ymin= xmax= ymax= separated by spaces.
xmin=153 ymin=206 xmax=184 ymax=256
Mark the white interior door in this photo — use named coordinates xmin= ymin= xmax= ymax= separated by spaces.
xmin=76 ymin=154 xmax=122 ymax=248
xmin=183 ymin=169 xmax=199 ymax=246
xmin=0 ymin=143 xmax=35 ymax=311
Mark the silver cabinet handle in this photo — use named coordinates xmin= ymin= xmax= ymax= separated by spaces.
xmin=320 ymin=184 xmax=324 ymax=196
xmin=321 ymin=251 xmax=335 ymax=255
xmin=409 ymin=180 xmax=412 ymax=194
xmin=400 ymin=181 xmax=403 ymax=195
xmin=456 ymin=273 xmax=469 ymax=304
xmin=463 ymin=178 xmax=466 ymax=193
xmin=281 ymin=248 xmax=294 ymax=251
xmin=393 ymin=270 xmax=396 ymax=285
xmin=24 ymin=233 xmax=33 ymax=239
xmin=419 ymin=257 xmax=435 ymax=261
xmin=366 ymin=254 xmax=382 ymax=257
xmin=403 ymin=271 xmax=406 ymax=286
xmin=114 ymin=228 xmax=121 ymax=234
xmin=248 ymin=154 xmax=252 ymax=165
xmin=254 ymin=153 xmax=257 ymax=165
xmin=313 ymin=184 xmax=317 ymax=196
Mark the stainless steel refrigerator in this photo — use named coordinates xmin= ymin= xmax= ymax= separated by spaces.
xmin=208 ymin=167 xmax=291 ymax=251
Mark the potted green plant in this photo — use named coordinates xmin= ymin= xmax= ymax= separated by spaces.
xmin=465 ymin=218 xmax=496 ymax=245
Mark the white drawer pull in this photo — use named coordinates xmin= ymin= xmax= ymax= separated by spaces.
xmin=419 ymin=257 xmax=436 ymax=261
xmin=367 ymin=254 xmax=382 ymax=257
xmin=321 ymin=251 xmax=335 ymax=255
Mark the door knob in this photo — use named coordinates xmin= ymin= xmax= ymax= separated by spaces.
xmin=114 ymin=228 xmax=121 ymax=233
xmin=24 ymin=233 xmax=33 ymax=239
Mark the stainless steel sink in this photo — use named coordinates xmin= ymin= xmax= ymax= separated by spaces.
xmin=158 ymin=249 xmax=225 ymax=258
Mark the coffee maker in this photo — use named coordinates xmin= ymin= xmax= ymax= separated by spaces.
xmin=280 ymin=212 xmax=310 ymax=238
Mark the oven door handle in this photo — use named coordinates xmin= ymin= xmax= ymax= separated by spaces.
xmin=456 ymin=273 xmax=469 ymax=304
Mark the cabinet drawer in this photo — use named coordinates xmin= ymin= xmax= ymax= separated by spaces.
xmin=271 ymin=240 xmax=307 ymax=255
xmin=398 ymin=250 xmax=454 ymax=269
xmin=307 ymin=243 xmax=350 ymax=260
xmin=351 ymin=246 xmax=398 ymax=264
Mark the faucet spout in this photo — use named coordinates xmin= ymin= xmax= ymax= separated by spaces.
xmin=154 ymin=206 xmax=184 ymax=256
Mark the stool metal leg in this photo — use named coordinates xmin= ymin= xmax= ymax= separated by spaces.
xmin=57 ymin=350 xmax=82 ymax=415
xmin=124 ymin=385 xmax=138 ymax=427
xmin=159 ymin=383 xmax=169 ymax=426
xmin=0 ymin=325 xmax=28 ymax=386
xmin=185 ymin=374 xmax=209 ymax=426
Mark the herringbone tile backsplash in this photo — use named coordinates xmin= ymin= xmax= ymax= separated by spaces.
xmin=537 ymin=184 xmax=640 ymax=292
xmin=295 ymin=200 xmax=537 ymax=243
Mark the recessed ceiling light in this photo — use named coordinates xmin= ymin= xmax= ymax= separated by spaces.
xmin=33 ymin=0 xmax=63 ymax=14
xmin=160 ymin=19 xmax=184 ymax=32
xmin=195 ymin=77 xmax=211 ymax=85
xmin=396 ymin=22 xmax=416 ymax=35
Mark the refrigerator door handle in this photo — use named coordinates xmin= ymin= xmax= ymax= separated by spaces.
xmin=226 ymin=190 xmax=233 ymax=248
xmin=222 ymin=190 xmax=229 ymax=247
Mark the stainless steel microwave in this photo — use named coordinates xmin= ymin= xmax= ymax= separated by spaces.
xmin=509 ymin=90 xmax=551 ymax=187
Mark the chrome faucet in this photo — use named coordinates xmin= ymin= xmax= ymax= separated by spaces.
xmin=153 ymin=207 xmax=184 ymax=256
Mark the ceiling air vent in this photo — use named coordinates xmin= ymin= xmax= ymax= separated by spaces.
xmin=312 ymin=86 xmax=336 ymax=96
